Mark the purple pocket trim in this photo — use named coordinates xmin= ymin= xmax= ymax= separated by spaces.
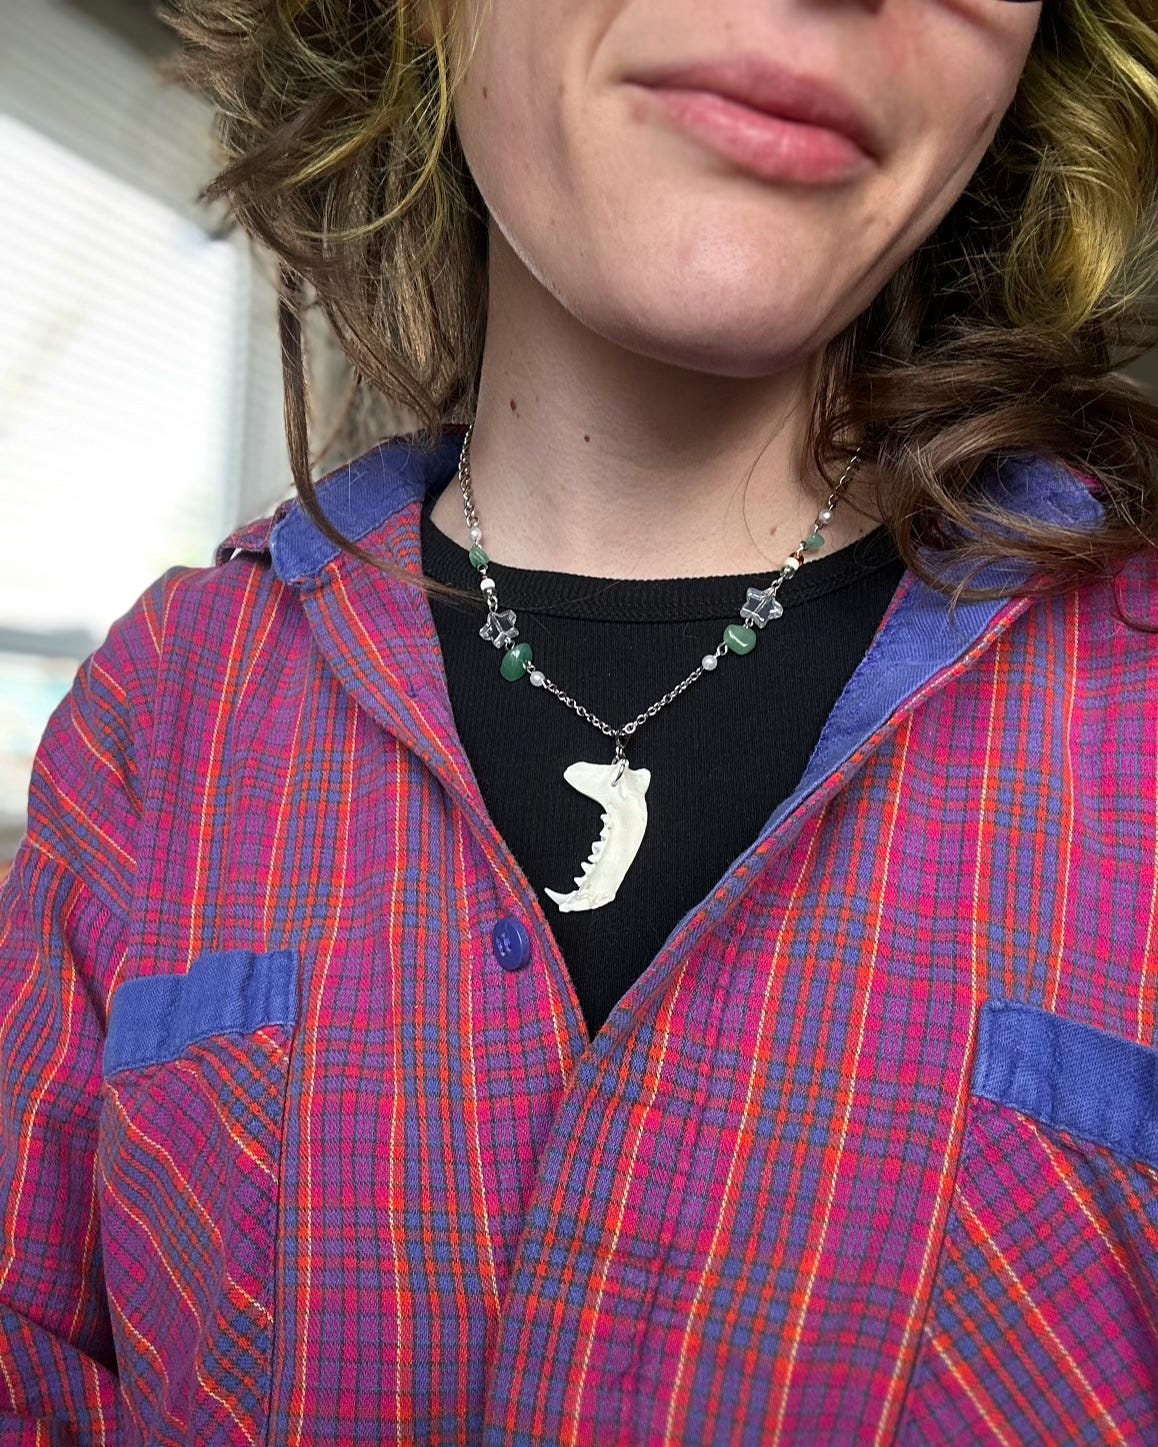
xmin=975 ymin=997 xmax=1158 ymax=1167
xmin=103 ymin=947 xmax=299 ymax=1081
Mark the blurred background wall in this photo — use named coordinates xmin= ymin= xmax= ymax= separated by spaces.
xmin=0 ymin=0 xmax=403 ymax=875
xmin=1 ymin=0 xmax=1156 ymax=880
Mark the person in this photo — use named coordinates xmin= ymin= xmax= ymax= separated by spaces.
xmin=3 ymin=0 xmax=1158 ymax=1440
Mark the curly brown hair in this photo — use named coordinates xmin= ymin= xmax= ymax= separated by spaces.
xmin=161 ymin=0 xmax=1158 ymax=626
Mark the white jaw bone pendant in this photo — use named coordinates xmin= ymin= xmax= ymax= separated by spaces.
xmin=544 ymin=760 xmax=651 ymax=912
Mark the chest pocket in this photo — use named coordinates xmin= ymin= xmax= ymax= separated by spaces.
xmin=898 ymin=997 xmax=1158 ymax=1445
xmin=97 ymin=947 xmax=299 ymax=1447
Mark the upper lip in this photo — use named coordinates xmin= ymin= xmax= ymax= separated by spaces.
xmin=630 ymin=55 xmax=881 ymax=160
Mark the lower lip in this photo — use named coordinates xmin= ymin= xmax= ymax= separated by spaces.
xmin=633 ymin=84 xmax=873 ymax=184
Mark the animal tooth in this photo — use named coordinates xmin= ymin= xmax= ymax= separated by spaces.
xmin=549 ymin=759 xmax=651 ymax=912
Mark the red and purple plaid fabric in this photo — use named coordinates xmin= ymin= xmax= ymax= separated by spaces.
xmin=2 ymin=428 xmax=1156 ymax=1444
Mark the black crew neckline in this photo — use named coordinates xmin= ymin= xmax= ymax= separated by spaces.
xmin=419 ymin=488 xmax=903 ymax=623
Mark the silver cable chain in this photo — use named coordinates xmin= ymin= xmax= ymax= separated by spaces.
xmin=456 ymin=422 xmax=863 ymax=775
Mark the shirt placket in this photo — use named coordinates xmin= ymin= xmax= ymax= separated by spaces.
xmin=471 ymin=571 xmax=1052 ymax=1442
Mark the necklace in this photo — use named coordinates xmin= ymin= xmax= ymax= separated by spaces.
xmin=455 ymin=423 xmax=863 ymax=913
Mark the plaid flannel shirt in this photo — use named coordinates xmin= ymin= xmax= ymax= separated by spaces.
xmin=2 ymin=427 xmax=1157 ymax=1444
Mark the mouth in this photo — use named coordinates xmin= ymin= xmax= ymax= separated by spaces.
xmin=626 ymin=55 xmax=880 ymax=186
xmin=630 ymin=85 xmax=873 ymax=185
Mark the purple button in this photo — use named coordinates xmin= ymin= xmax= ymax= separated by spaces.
xmin=491 ymin=916 xmax=532 ymax=972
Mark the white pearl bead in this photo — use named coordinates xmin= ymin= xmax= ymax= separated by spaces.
xmin=818 ymin=508 xmax=833 ymax=525
xmin=469 ymin=525 xmax=483 ymax=543
xmin=702 ymin=654 xmax=718 ymax=671
xmin=782 ymin=556 xmax=800 ymax=576
xmin=529 ymin=669 xmax=545 ymax=686
xmin=480 ymin=577 xmax=496 ymax=593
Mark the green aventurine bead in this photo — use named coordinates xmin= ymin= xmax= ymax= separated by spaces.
xmin=469 ymin=543 xmax=489 ymax=570
xmin=803 ymin=532 xmax=825 ymax=551
xmin=724 ymin=623 xmax=756 ymax=654
xmin=500 ymin=642 xmax=533 ymax=681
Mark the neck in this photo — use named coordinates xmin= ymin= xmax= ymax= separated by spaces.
xmin=430 ymin=228 xmax=881 ymax=580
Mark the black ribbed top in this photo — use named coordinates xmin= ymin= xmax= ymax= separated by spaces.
xmin=420 ymin=489 xmax=907 ymax=1040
